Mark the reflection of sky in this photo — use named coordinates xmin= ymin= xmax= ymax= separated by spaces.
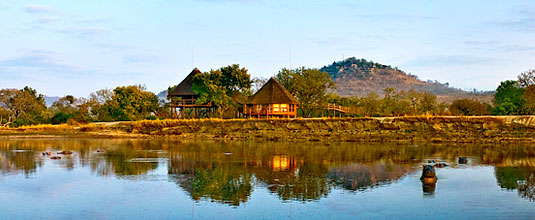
xmin=1 ymin=160 xmax=535 ymax=219
xmin=1 ymin=1 xmax=535 ymax=96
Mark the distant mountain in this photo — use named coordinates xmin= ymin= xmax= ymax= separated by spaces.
xmin=157 ymin=90 xmax=168 ymax=102
xmin=320 ymin=57 xmax=493 ymax=102
xmin=44 ymin=96 xmax=60 ymax=107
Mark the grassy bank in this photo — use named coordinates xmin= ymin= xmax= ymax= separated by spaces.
xmin=2 ymin=116 xmax=535 ymax=143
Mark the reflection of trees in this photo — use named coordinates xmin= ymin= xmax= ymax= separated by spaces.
xmin=495 ymin=166 xmax=535 ymax=201
xmin=327 ymin=163 xmax=414 ymax=191
xmin=519 ymin=174 xmax=535 ymax=201
xmin=0 ymin=139 xmax=164 ymax=178
xmin=0 ymin=142 xmax=42 ymax=176
xmin=270 ymin=163 xmax=331 ymax=201
xmin=188 ymin=166 xmax=252 ymax=206
xmin=168 ymin=143 xmax=253 ymax=206
xmin=6 ymin=139 xmax=535 ymax=204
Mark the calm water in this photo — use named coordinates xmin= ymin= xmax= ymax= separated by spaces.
xmin=1 ymin=139 xmax=535 ymax=219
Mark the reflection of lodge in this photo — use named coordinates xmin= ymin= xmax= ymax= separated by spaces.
xmin=243 ymin=78 xmax=299 ymax=118
xmin=271 ymin=155 xmax=298 ymax=171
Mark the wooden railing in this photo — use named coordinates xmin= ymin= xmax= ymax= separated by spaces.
xmin=170 ymin=99 xmax=212 ymax=107
xmin=327 ymin=103 xmax=352 ymax=114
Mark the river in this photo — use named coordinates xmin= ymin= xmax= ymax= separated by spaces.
xmin=0 ymin=139 xmax=534 ymax=219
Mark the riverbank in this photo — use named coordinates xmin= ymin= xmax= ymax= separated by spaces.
xmin=2 ymin=116 xmax=535 ymax=143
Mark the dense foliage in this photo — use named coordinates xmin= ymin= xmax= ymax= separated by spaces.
xmin=0 ymin=85 xmax=160 ymax=127
xmin=0 ymin=87 xmax=47 ymax=126
xmin=191 ymin=64 xmax=252 ymax=118
xmin=276 ymin=67 xmax=335 ymax=117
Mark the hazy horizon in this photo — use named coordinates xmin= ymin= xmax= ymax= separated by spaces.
xmin=1 ymin=0 xmax=534 ymax=97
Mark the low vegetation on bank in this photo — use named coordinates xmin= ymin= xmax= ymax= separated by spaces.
xmin=2 ymin=116 xmax=535 ymax=143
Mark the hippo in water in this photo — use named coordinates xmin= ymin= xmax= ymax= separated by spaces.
xmin=421 ymin=165 xmax=436 ymax=179
xmin=57 ymin=151 xmax=73 ymax=155
xmin=458 ymin=157 xmax=468 ymax=164
xmin=421 ymin=165 xmax=437 ymax=195
xmin=434 ymin=162 xmax=448 ymax=168
xmin=421 ymin=165 xmax=437 ymax=184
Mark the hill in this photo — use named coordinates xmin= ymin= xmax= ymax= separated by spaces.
xmin=320 ymin=57 xmax=493 ymax=103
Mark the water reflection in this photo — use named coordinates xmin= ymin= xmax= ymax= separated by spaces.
xmin=495 ymin=166 xmax=535 ymax=201
xmin=2 ymin=139 xmax=535 ymax=205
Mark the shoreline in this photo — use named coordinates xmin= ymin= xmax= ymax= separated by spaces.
xmin=2 ymin=116 xmax=535 ymax=143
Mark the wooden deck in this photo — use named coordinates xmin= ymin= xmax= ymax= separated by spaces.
xmin=326 ymin=103 xmax=352 ymax=114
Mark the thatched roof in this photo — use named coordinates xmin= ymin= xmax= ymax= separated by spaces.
xmin=168 ymin=68 xmax=202 ymax=97
xmin=248 ymin=78 xmax=299 ymax=104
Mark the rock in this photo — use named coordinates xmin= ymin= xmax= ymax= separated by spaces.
xmin=458 ymin=157 xmax=468 ymax=164
xmin=50 ymin=156 xmax=61 ymax=160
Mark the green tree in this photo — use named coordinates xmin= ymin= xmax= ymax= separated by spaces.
xmin=492 ymin=80 xmax=525 ymax=115
xmin=276 ymin=67 xmax=335 ymax=117
xmin=49 ymin=95 xmax=77 ymax=124
xmin=192 ymin=64 xmax=252 ymax=118
xmin=111 ymin=85 xmax=159 ymax=121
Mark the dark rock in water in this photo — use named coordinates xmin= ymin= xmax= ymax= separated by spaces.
xmin=435 ymin=162 xmax=448 ymax=168
xmin=96 ymin=150 xmax=106 ymax=153
xmin=42 ymin=152 xmax=51 ymax=156
xmin=421 ymin=165 xmax=436 ymax=179
xmin=458 ymin=157 xmax=468 ymax=164
xmin=57 ymin=151 xmax=73 ymax=155
xmin=50 ymin=156 xmax=61 ymax=160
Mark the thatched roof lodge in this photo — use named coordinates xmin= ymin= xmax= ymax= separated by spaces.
xmin=167 ymin=68 xmax=211 ymax=108
xmin=244 ymin=77 xmax=299 ymax=118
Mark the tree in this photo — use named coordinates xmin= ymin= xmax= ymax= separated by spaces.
xmin=88 ymin=89 xmax=115 ymax=121
xmin=492 ymin=80 xmax=525 ymax=115
xmin=276 ymin=67 xmax=335 ymax=117
xmin=192 ymin=64 xmax=252 ymax=118
xmin=517 ymin=69 xmax=535 ymax=114
xmin=111 ymin=85 xmax=159 ymax=121
xmin=49 ymin=95 xmax=77 ymax=124
xmin=0 ymin=86 xmax=47 ymax=126
xmin=48 ymin=95 xmax=91 ymax=124
xmin=518 ymin=69 xmax=535 ymax=88
xmin=449 ymin=98 xmax=490 ymax=116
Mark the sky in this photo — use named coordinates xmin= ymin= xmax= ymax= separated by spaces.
xmin=1 ymin=0 xmax=534 ymax=97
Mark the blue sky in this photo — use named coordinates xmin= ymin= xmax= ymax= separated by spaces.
xmin=1 ymin=0 xmax=534 ymax=97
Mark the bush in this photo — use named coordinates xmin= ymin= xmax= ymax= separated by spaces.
xmin=449 ymin=99 xmax=490 ymax=116
xmin=50 ymin=112 xmax=74 ymax=125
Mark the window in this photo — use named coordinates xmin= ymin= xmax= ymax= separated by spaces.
xmin=255 ymin=104 xmax=262 ymax=113
xmin=281 ymin=104 xmax=288 ymax=112
xmin=273 ymin=104 xmax=280 ymax=112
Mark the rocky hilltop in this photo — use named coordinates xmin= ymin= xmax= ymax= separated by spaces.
xmin=320 ymin=57 xmax=493 ymax=102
